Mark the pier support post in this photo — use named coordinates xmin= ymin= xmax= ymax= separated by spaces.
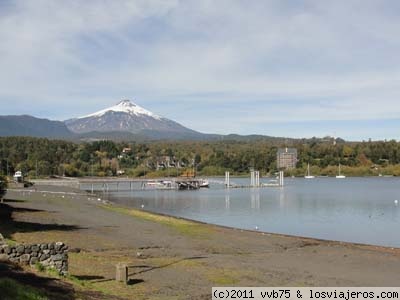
xmin=251 ymin=170 xmax=260 ymax=187
xmin=255 ymin=171 xmax=260 ymax=187
xmin=225 ymin=171 xmax=230 ymax=188
xmin=279 ymin=171 xmax=284 ymax=187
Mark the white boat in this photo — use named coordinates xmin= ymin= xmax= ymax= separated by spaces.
xmin=304 ymin=163 xmax=315 ymax=179
xmin=145 ymin=180 xmax=174 ymax=189
xmin=199 ymin=179 xmax=209 ymax=188
xmin=336 ymin=163 xmax=346 ymax=179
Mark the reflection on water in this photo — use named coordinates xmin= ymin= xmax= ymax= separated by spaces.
xmin=83 ymin=177 xmax=400 ymax=247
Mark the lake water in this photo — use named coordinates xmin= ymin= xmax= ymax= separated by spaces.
xmin=86 ymin=177 xmax=400 ymax=248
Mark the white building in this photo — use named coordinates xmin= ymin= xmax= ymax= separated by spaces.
xmin=13 ymin=171 xmax=23 ymax=183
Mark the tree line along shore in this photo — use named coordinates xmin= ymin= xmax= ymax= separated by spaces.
xmin=1 ymin=136 xmax=400 ymax=179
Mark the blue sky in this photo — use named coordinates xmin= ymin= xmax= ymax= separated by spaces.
xmin=0 ymin=0 xmax=400 ymax=141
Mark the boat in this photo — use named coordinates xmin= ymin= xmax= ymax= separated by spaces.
xmin=145 ymin=180 xmax=174 ymax=189
xmin=304 ymin=163 xmax=315 ymax=179
xmin=199 ymin=179 xmax=210 ymax=188
xmin=336 ymin=163 xmax=346 ymax=179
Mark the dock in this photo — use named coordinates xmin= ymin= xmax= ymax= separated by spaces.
xmin=31 ymin=171 xmax=284 ymax=193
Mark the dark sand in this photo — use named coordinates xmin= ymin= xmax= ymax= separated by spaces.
xmin=2 ymin=185 xmax=400 ymax=299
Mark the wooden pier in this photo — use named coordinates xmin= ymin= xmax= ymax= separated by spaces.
xmin=78 ymin=178 xmax=208 ymax=192
xmin=32 ymin=171 xmax=284 ymax=193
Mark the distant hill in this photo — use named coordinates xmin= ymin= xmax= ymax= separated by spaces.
xmin=0 ymin=115 xmax=73 ymax=138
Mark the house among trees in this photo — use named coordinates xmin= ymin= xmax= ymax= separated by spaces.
xmin=122 ymin=148 xmax=132 ymax=154
xmin=13 ymin=171 xmax=23 ymax=183
xmin=277 ymin=148 xmax=298 ymax=170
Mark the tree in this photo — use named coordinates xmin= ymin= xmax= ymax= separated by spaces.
xmin=0 ymin=175 xmax=7 ymax=202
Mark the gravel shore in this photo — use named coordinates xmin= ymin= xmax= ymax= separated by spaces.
xmin=2 ymin=185 xmax=400 ymax=299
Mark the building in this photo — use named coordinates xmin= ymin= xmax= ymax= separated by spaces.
xmin=13 ymin=171 xmax=23 ymax=183
xmin=277 ymin=148 xmax=298 ymax=170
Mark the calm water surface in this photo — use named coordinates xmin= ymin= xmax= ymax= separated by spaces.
xmin=88 ymin=177 xmax=400 ymax=248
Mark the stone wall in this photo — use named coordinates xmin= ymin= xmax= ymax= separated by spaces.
xmin=0 ymin=234 xmax=68 ymax=275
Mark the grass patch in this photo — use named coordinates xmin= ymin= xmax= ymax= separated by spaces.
xmin=35 ymin=262 xmax=46 ymax=272
xmin=102 ymin=205 xmax=213 ymax=239
xmin=206 ymin=269 xmax=240 ymax=285
xmin=0 ymin=278 xmax=48 ymax=300
xmin=5 ymin=239 xmax=17 ymax=246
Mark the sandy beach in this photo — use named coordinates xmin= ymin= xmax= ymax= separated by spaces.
xmin=1 ymin=184 xmax=400 ymax=300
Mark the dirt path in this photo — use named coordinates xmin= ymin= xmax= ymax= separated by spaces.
xmin=2 ymin=186 xmax=400 ymax=299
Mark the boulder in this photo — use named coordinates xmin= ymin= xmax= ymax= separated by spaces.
xmin=0 ymin=254 xmax=8 ymax=261
xmin=30 ymin=257 xmax=38 ymax=265
xmin=39 ymin=253 xmax=50 ymax=262
xmin=19 ymin=254 xmax=31 ymax=265
xmin=16 ymin=245 xmax=25 ymax=254
xmin=51 ymin=254 xmax=64 ymax=262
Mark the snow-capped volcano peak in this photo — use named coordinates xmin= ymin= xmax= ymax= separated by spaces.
xmin=65 ymin=98 xmax=200 ymax=137
xmin=79 ymin=99 xmax=161 ymax=120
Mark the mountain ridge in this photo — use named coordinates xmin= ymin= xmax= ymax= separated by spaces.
xmin=0 ymin=115 xmax=73 ymax=138
xmin=65 ymin=99 xmax=203 ymax=139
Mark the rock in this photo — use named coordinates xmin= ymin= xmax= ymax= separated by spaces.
xmin=51 ymin=254 xmax=63 ymax=261
xmin=30 ymin=257 xmax=38 ymax=265
xmin=31 ymin=252 xmax=38 ymax=257
xmin=16 ymin=245 xmax=25 ymax=254
xmin=48 ymin=243 xmax=55 ymax=250
xmin=31 ymin=245 xmax=39 ymax=252
xmin=39 ymin=253 xmax=50 ymax=261
xmin=40 ymin=244 xmax=48 ymax=250
xmin=9 ymin=257 xmax=19 ymax=263
xmin=41 ymin=260 xmax=50 ymax=267
xmin=20 ymin=254 xmax=31 ymax=265
xmin=50 ymin=250 xmax=56 ymax=255
xmin=55 ymin=261 xmax=63 ymax=268
xmin=4 ymin=246 xmax=11 ymax=255
xmin=55 ymin=242 xmax=63 ymax=251
xmin=42 ymin=250 xmax=50 ymax=255
xmin=24 ymin=248 xmax=32 ymax=254
xmin=0 ymin=254 xmax=8 ymax=261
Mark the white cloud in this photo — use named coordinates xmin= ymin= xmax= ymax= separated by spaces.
xmin=0 ymin=0 xmax=400 ymax=138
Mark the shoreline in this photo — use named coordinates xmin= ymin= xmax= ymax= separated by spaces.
xmin=9 ymin=185 xmax=400 ymax=252
xmin=106 ymin=202 xmax=400 ymax=253
xmin=3 ymin=184 xmax=400 ymax=299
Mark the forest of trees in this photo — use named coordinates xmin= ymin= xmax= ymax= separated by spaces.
xmin=1 ymin=136 xmax=400 ymax=178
